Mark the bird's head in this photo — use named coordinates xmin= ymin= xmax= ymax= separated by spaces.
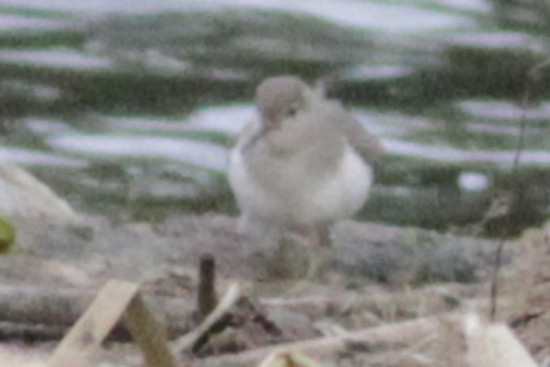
xmin=255 ymin=75 xmax=309 ymax=132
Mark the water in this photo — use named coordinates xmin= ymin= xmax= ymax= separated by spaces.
xmin=0 ymin=0 xmax=549 ymax=233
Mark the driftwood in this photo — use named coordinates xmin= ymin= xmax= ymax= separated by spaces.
xmin=0 ymin=277 xmax=539 ymax=367
xmin=0 ymin=284 xmax=194 ymax=340
xmin=0 ymin=322 xmax=65 ymax=341
xmin=202 ymin=314 xmax=442 ymax=366
xmin=0 ymin=285 xmax=94 ymax=327
xmin=260 ymin=283 xmax=480 ymax=321
xmin=48 ymin=279 xmax=178 ymax=367
xmin=0 ymin=282 xmax=488 ymax=343
xmin=204 ymin=313 xmax=538 ymax=367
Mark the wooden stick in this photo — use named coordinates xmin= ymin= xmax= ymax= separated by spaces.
xmin=173 ymin=283 xmax=240 ymax=354
xmin=197 ymin=253 xmax=217 ymax=321
xmin=47 ymin=280 xmax=139 ymax=367
xmin=48 ymin=280 xmax=181 ymax=367
xmin=124 ymin=293 xmax=179 ymax=367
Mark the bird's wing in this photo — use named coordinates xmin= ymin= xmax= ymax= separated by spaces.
xmin=333 ymin=104 xmax=385 ymax=164
xmin=305 ymin=89 xmax=384 ymax=164
xmin=234 ymin=118 xmax=262 ymax=152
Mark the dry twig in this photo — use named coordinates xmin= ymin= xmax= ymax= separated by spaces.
xmin=489 ymin=57 xmax=550 ymax=321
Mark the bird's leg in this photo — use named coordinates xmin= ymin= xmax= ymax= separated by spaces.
xmin=273 ymin=235 xmax=306 ymax=278
xmin=268 ymin=223 xmax=332 ymax=280
xmin=305 ymin=224 xmax=331 ymax=280
xmin=317 ymin=224 xmax=332 ymax=248
xmin=273 ymin=224 xmax=317 ymax=279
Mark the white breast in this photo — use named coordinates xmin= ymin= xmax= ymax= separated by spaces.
xmin=228 ymin=141 xmax=372 ymax=226
xmin=228 ymin=146 xmax=282 ymax=220
xmin=309 ymin=143 xmax=372 ymax=223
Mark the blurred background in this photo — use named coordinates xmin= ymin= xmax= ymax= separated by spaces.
xmin=0 ymin=0 xmax=549 ymax=236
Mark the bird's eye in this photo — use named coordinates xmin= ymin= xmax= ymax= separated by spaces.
xmin=287 ymin=105 xmax=299 ymax=117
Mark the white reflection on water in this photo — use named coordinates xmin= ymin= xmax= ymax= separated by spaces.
xmin=0 ymin=14 xmax=68 ymax=31
xmin=218 ymin=1 xmax=473 ymax=33
xmin=445 ymin=31 xmax=545 ymax=51
xmin=1 ymin=80 xmax=61 ymax=102
xmin=458 ymin=100 xmax=550 ymax=123
xmin=0 ymin=147 xmax=87 ymax=167
xmin=436 ymin=0 xmax=492 ymax=13
xmin=106 ymin=117 xmax=189 ymax=133
xmin=185 ymin=105 xmax=253 ymax=134
xmin=104 ymin=105 xmax=253 ymax=135
xmin=48 ymin=134 xmax=229 ymax=172
xmin=458 ymin=171 xmax=489 ymax=192
xmin=1 ymin=0 xmax=473 ymax=33
xmin=0 ymin=48 xmax=113 ymax=71
xmin=354 ymin=110 xmax=434 ymax=138
xmin=466 ymin=122 xmax=544 ymax=136
xmin=40 ymin=103 xmax=550 ymax=173
xmin=23 ymin=118 xmax=72 ymax=135
xmin=384 ymin=139 xmax=550 ymax=166
xmin=182 ymin=104 xmax=433 ymax=138
xmin=339 ymin=65 xmax=416 ymax=82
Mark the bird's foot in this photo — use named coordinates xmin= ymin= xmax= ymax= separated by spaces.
xmin=304 ymin=245 xmax=330 ymax=281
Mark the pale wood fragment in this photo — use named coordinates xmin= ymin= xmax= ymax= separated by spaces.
xmin=47 ymin=280 xmax=139 ymax=367
xmin=173 ymin=283 xmax=240 ymax=353
xmin=464 ymin=314 xmax=538 ymax=367
xmin=124 ymin=292 xmax=179 ymax=367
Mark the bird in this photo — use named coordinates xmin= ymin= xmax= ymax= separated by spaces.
xmin=228 ymin=75 xmax=384 ymax=278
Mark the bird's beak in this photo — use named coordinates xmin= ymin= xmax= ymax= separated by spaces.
xmin=261 ymin=112 xmax=280 ymax=133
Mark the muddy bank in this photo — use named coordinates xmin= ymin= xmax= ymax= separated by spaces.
xmin=5 ymin=213 xmax=503 ymax=291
